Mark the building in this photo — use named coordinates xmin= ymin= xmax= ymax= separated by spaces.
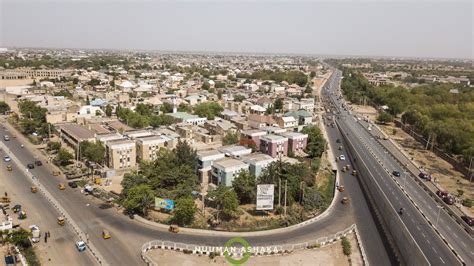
xmin=217 ymin=145 xmax=252 ymax=158
xmin=277 ymin=116 xmax=297 ymax=130
xmin=136 ymin=135 xmax=167 ymax=162
xmin=95 ymin=133 xmax=124 ymax=144
xmin=240 ymin=129 xmax=267 ymax=149
xmin=106 ymin=139 xmax=136 ymax=170
xmin=260 ymin=134 xmax=288 ymax=158
xmin=279 ymin=132 xmax=308 ymax=154
xmin=197 ymin=150 xmax=226 ymax=184
xmin=211 ymin=158 xmax=249 ymax=186
xmin=261 ymin=126 xmax=286 ymax=135
xmin=169 ymin=112 xmax=207 ymax=126
xmin=242 ymin=153 xmax=276 ymax=177
xmin=284 ymin=110 xmax=313 ymax=127
xmin=247 ymin=114 xmax=275 ymax=129
xmin=59 ymin=123 xmax=96 ymax=148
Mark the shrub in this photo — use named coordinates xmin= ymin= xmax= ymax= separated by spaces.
xmin=341 ymin=236 xmax=351 ymax=256
xmin=462 ymin=199 xmax=473 ymax=208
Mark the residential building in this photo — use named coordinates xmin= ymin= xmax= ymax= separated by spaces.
xmin=197 ymin=150 xmax=225 ymax=184
xmin=260 ymin=134 xmax=288 ymax=158
xmin=276 ymin=116 xmax=297 ymax=130
xmin=59 ymin=123 xmax=96 ymax=148
xmin=240 ymin=129 xmax=267 ymax=149
xmin=279 ymin=132 xmax=308 ymax=154
xmin=261 ymin=126 xmax=286 ymax=135
xmin=242 ymin=153 xmax=276 ymax=177
xmin=106 ymin=139 xmax=136 ymax=170
xmin=211 ymin=158 xmax=249 ymax=186
xmin=218 ymin=145 xmax=252 ymax=158
xmin=169 ymin=112 xmax=207 ymax=126
xmin=95 ymin=133 xmax=124 ymax=144
xmin=247 ymin=114 xmax=275 ymax=129
xmin=136 ymin=135 xmax=167 ymax=162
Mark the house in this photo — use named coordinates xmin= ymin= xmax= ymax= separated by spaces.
xmin=211 ymin=158 xmax=249 ymax=186
xmin=105 ymin=139 xmax=136 ymax=170
xmin=284 ymin=110 xmax=313 ymax=127
xmin=250 ymin=105 xmax=266 ymax=115
xmin=95 ymin=133 xmax=124 ymax=144
xmin=242 ymin=153 xmax=276 ymax=177
xmin=59 ymin=123 xmax=96 ymax=148
xmin=217 ymin=145 xmax=252 ymax=158
xmin=276 ymin=116 xmax=297 ymax=130
xmin=169 ymin=112 xmax=207 ymax=126
xmin=197 ymin=150 xmax=226 ymax=184
xmin=247 ymin=114 xmax=275 ymax=129
xmin=136 ymin=135 xmax=167 ymax=162
xmin=240 ymin=129 xmax=267 ymax=149
xmin=261 ymin=126 xmax=286 ymax=135
xmin=185 ymin=95 xmax=207 ymax=105
xmin=260 ymin=134 xmax=288 ymax=158
xmin=279 ymin=132 xmax=308 ymax=154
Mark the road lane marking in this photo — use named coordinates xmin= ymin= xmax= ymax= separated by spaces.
xmin=416 ymin=226 xmax=421 ymax=231
xmin=421 ymin=232 xmax=426 ymax=238
xmin=439 ymin=257 xmax=445 ymax=264
xmin=432 ymin=247 xmax=437 ymax=254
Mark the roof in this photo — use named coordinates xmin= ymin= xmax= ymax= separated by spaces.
xmin=169 ymin=112 xmax=201 ymax=121
xmin=59 ymin=124 xmax=95 ymax=140
xmin=136 ymin=135 xmax=167 ymax=145
xmin=261 ymin=134 xmax=288 ymax=142
xmin=242 ymin=153 xmax=275 ymax=165
xmin=279 ymin=131 xmax=308 ymax=139
xmin=106 ymin=139 xmax=135 ymax=149
xmin=240 ymin=129 xmax=267 ymax=137
xmin=250 ymin=105 xmax=266 ymax=112
xmin=248 ymin=114 xmax=275 ymax=124
xmin=213 ymin=157 xmax=248 ymax=170
xmin=197 ymin=149 xmax=225 ymax=160
xmin=284 ymin=109 xmax=312 ymax=118
xmin=218 ymin=145 xmax=252 ymax=156
xmin=88 ymin=123 xmax=111 ymax=134
xmin=90 ymin=99 xmax=107 ymax=106
xmin=281 ymin=116 xmax=296 ymax=122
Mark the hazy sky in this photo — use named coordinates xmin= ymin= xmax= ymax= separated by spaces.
xmin=0 ymin=0 xmax=472 ymax=59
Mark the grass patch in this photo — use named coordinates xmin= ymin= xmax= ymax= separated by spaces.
xmin=341 ymin=236 xmax=351 ymax=256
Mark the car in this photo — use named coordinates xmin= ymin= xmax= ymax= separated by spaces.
xmin=443 ymin=196 xmax=454 ymax=205
xmin=3 ymin=135 xmax=9 ymax=141
xmin=58 ymin=183 xmax=66 ymax=190
xmin=34 ymin=160 xmax=42 ymax=166
xmin=4 ymin=156 xmax=11 ymax=162
xmin=336 ymin=139 xmax=341 ymax=143
xmin=436 ymin=190 xmax=449 ymax=198
xmin=75 ymin=241 xmax=87 ymax=252
xmin=102 ymin=229 xmax=111 ymax=239
xmin=418 ymin=172 xmax=432 ymax=181
xmin=392 ymin=171 xmax=401 ymax=177
xmin=461 ymin=215 xmax=474 ymax=226
xmin=341 ymin=197 xmax=350 ymax=205
xmin=6 ymin=164 xmax=12 ymax=171
xmin=339 ymin=155 xmax=346 ymax=161
xmin=30 ymin=186 xmax=38 ymax=193
xmin=68 ymin=181 xmax=78 ymax=188
xmin=27 ymin=163 xmax=34 ymax=169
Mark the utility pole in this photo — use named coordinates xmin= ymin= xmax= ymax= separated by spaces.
xmin=284 ymin=180 xmax=288 ymax=216
xmin=425 ymin=134 xmax=431 ymax=150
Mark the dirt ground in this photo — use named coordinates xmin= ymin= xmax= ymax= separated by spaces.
xmin=379 ymin=125 xmax=473 ymax=217
xmin=147 ymin=233 xmax=362 ymax=266
xmin=350 ymin=104 xmax=378 ymax=121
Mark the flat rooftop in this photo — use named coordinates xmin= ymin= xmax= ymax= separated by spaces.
xmin=261 ymin=134 xmax=287 ymax=142
xmin=60 ymin=124 xmax=95 ymax=140
xmin=169 ymin=112 xmax=201 ymax=120
xmin=214 ymin=157 xmax=247 ymax=169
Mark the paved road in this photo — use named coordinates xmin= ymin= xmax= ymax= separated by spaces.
xmin=0 ymin=150 xmax=96 ymax=265
xmin=321 ymin=68 xmax=471 ymax=265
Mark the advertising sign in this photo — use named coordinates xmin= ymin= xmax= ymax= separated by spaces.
xmin=155 ymin=197 xmax=175 ymax=210
xmin=256 ymin=184 xmax=274 ymax=210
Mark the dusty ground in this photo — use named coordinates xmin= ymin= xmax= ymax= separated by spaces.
xmin=349 ymin=104 xmax=378 ymax=121
xmin=380 ymin=125 xmax=473 ymax=217
xmin=147 ymin=233 xmax=362 ymax=266
xmin=0 ymin=79 xmax=35 ymax=87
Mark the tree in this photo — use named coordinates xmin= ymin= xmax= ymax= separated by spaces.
xmin=175 ymin=140 xmax=197 ymax=169
xmin=193 ymin=102 xmax=223 ymax=120
xmin=274 ymin=98 xmax=283 ymax=113
xmin=79 ymin=141 xmax=105 ymax=164
xmin=160 ymin=102 xmax=174 ymax=113
xmin=7 ymin=228 xmax=32 ymax=248
xmin=172 ymin=196 xmax=197 ymax=226
xmin=208 ymin=186 xmax=239 ymax=219
xmin=232 ymin=171 xmax=256 ymax=204
xmin=177 ymin=103 xmax=192 ymax=113
xmin=122 ymin=184 xmax=154 ymax=216
xmin=201 ymin=81 xmax=210 ymax=90
xmin=149 ymin=114 xmax=176 ymax=127
xmin=0 ymin=101 xmax=11 ymax=114
xmin=310 ymin=71 xmax=316 ymax=78
xmin=234 ymin=95 xmax=246 ymax=102
xmin=47 ymin=141 xmax=61 ymax=152
xmin=222 ymin=131 xmax=239 ymax=145
xmin=55 ymin=148 xmax=74 ymax=166
xmin=105 ymin=104 xmax=113 ymax=117
xmin=377 ymin=112 xmax=393 ymax=124
xmin=301 ymin=126 xmax=326 ymax=158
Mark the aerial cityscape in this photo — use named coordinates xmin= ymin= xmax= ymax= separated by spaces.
xmin=0 ymin=0 xmax=472 ymax=266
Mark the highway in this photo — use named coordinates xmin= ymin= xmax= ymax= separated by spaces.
xmin=321 ymin=68 xmax=472 ymax=265
xmin=0 ymin=101 xmax=395 ymax=264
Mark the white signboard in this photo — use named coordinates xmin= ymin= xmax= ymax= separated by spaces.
xmin=256 ymin=184 xmax=275 ymax=210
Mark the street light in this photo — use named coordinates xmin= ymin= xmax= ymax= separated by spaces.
xmin=436 ymin=205 xmax=443 ymax=227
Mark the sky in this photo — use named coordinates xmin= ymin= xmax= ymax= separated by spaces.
xmin=0 ymin=0 xmax=472 ymax=59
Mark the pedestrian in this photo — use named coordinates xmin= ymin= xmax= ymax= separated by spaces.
xmin=48 ymin=231 xmax=51 ymax=238
xmin=4 ymin=192 xmax=6 ymax=197
xmin=44 ymin=234 xmax=47 ymax=243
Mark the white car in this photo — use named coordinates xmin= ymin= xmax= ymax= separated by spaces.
xmin=339 ymin=155 xmax=346 ymax=161
xmin=75 ymin=241 xmax=87 ymax=252
xmin=4 ymin=156 xmax=11 ymax=162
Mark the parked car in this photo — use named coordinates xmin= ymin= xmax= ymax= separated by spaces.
xmin=58 ymin=183 xmax=66 ymax=190
xmin=392 ymin=171 xmax=401 ymax=177
xmin=339 ymin=155 xmax=346 ymax=161
xmin=3 ymin=135 xmax=9 ymax=141
xmin=75 ymin=241 xmax=87 ymax=252
xmin=436 ymin=190 xmax=449 ymax=198
xmin=68 ymin=181 xmax=78 ymax=188
xmin=443 ymin=196 xmax=455 ymax=205
xmin=27 ymin=163 xmax=34 ymax=169
xmin=418 ymin=172 xmax=432 ymax=181
xmin=4 ymin=156 xmax=11 ymax=162
xmin=461 ymin=215 xmax=474 ymax=226
xmin=35 ymin=160 xmax=42 ymax=166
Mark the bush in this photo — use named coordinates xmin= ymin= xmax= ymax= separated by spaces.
xmin=209 ymin=251 xmax=219 ymax=259
xmin=341 ymin=236 xmax=351 ymax=256
xmin=462 ymin=199 xmax=473 ymax=208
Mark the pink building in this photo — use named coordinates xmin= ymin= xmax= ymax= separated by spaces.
xmin=279 ymin=132 xmax=308 ymax=154
xmin=240 ymin=129 xmax=267 ymax=149
xmin=260 ymin=134 xmax=288 ymax=158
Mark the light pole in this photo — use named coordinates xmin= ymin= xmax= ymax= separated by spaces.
xmin=436 ymin=205 xmax=443 ymax=227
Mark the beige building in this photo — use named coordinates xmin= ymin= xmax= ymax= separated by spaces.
xmin=106 ymin=139 xmax=136 ymax=170
xmin=136 ymin=135 xmax=167 ymax=162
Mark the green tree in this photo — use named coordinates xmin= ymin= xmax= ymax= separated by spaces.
xmin=122 ymin=184 xmax=154 ymax=216
xmin=177 ymin=103 xmax=192 ymax=112
xmin=310 ymin=71 xmax=316 ymax=78
xmin=79 ymin=141 xmax=105 ymax=164
xmin=149 ymin=114 xmax=176 ymax=127
xmin=55 ymin=148 xmax=74 ymax=166
xmin=175 ymin=140 xmax=197 ymax=169
xmin=0 ymin=101 xmax=11 ymax=114
xmin=172 ymin=196 xmax=197 ymax=226
xmin=377 ymin=112 xmax=393 ymax=124
xmin=233 ymin=95 xmax=246 ymax=102
xmin=105 ymin=104 xmax=113 ymax=117
xmin=208 ymin=186 xmax=239 ymax=219
xmin=7 ymin=228 xmax=32 ymax=248
xmin=193 ymin=102 xmax=223 ymax=119
xmin=274 ymin=98 xmax=283 ymax=113
xmin=232 ymin=171 xmax=256 ymax=204
xmin=160 ymin=102 xmax=174 ymax=113
xmin=201 ymin=81 xmax=210 ymax=90
xmin=222 ymin=131 xmax=239 ymax=145
xmin=47 ymin=141 xmax=61 ymax=152
xmin=301 ymin=126 xmax=326 ymax=158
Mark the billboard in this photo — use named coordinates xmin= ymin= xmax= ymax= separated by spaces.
xmin=155 ymin=197 xmax=175 ymax=210
xmin=256 ymin=184 xmax=275 ymax=210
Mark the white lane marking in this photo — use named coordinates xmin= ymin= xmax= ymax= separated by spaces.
xmin=428 ymin=205 xmax=432 ymax=210
xmin=432 ymin=247 xmax=437 ymax=254
xmin=453 ymin=233 xmax=458 ymax=238
xmin=439 ymin=257 xmax=445 ymax=264
xmin=461 ymin=241 xmax=466 ymax=248
xmin=421 ymin=232 xmax=426 ymax=238
xmin=416 ymin=226 xmax=421 ymax=231
xmin=426 ymin=239 xmax=430 ymax=244
xmin=411 ymin=218 xmax=415 ymax=223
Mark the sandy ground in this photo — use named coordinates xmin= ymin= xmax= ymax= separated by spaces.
xmin=350 ymin=104 xmax=378 ymax=121
xmin=380 ymin=125 xmax=473 ymax=217
xmin=146 ymin=233 xmax=363 ymax=266
xmin=0 ymin=79 xmax=35 ymax=87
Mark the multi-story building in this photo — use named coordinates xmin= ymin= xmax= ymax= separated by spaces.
xmin=276 ymin=116 xmax=297 ymax=130
xmin=242 ymin=153 xmax=276 ymax=177
xmin=106 ymin=139 xmax=136 ymax=170
xmin=211 ymin=158 xmax=249 ymax=186
xmin=59 ymin=123 xmax=96 ymax=148
xmin=279 ymin=132 xmax=308 ymax=154
xmin=240 ymin=129 xmax=267 ymax=149
xmin=218 ymin=145 xmax=252 ymax=158
xmin=169 ymin=112 xmax=207 ymax=126
xmin=136 ymin=135 xmax=167 ymax=162
xmin=197 ymin=150 xmax=226 ymax=184
xmin=260 ymin=134 xmax=288 ymax=158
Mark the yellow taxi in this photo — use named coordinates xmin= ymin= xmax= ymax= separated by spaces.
xmin=30 ymin=186 xmax=38 ymax=193
xmin=58 ymin=183 xmax=66 ymax=190
xmin=102 ymin=229 xmax=111 ymax=239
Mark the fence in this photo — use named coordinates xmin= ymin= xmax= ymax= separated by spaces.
xmin=141 ymin=224 xmax=366 ymax=266
xmin=0 ymin=142 xmax=107 ymax=266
